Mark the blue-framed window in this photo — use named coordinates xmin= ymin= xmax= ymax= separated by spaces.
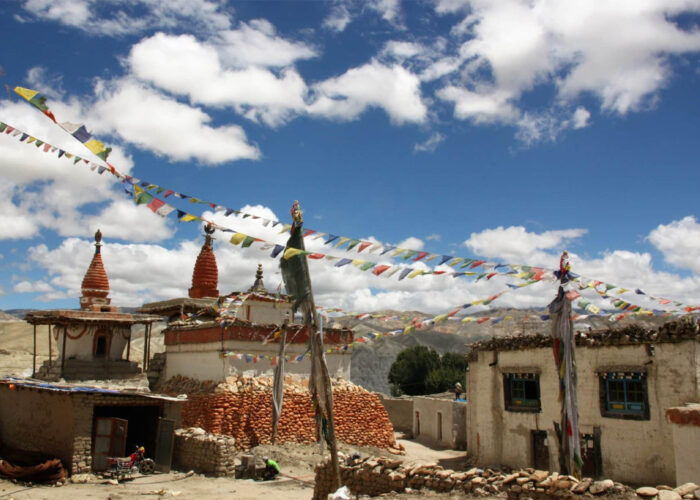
xmin=504 ymin=373 xmax=540 ymax=412
xmin=600 ymin=372 xmax=649 ymax=420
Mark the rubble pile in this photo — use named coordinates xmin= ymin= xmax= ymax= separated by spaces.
xmin=313 ymin=455 xmax=700 ymax=500
xmin=467 ymin=319 xmax=698 ymax=359
xmin=173 ymin=427 xmax=237 ymax=477
xmin=164 ymin=375 xmax=399 ymax=451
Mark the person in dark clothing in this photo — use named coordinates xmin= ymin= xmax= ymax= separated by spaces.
xmin=262 ymin=456 xmax=280 ymax=480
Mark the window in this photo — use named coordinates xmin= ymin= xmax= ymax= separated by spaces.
xmin=504 ymin=373 xmax=541 ymax=412
xmin=599 ymin=372 xmax=649 ymax=420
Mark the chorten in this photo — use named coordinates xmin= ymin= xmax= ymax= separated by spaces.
xmin=189 ymin=223 xmax=219 ymax=299
xmin=248 ymin=264 xmax=267 ymax=294
xmin=80 ymin=229 xmax=115 ymax=311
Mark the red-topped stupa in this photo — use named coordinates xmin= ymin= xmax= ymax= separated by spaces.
xmin=189 ymin=223 xmax=219 ymax=299
xmin=79 ymin=229 xmax=115 ymax=311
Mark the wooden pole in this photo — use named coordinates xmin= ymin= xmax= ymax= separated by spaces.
xmin=48 ymin=325 xmax=52 ymax=369
xmin=126 ymin=330 xmax=131 ymax=361
xmin=32 ymin=324 xmax=37 ymax=377
xmin=61 ymin=326 xmax=67 ymax=378
xmin=271 ymin=322 xmax=287 ymax=445
xmin=145 ymin=323 xmax=151 ymax=371
xmin=295 ymin=210 xmax=341 ymax=491
xmin=142 ymin=324 xmax=148 ymax=373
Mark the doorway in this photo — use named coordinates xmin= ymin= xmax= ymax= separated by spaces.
xmin=437 ymin=412 xmax=443 ymax=441
xmin=532 ymin=430 xmax=549 ymax=470
xmin=92 ymin=405 xmax=161 ymax=470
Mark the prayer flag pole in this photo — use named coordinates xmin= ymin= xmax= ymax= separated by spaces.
xmin=549 ymin=251 xmax=582 ymax=477
xmin=281 ymin=200 xmax=341 ymax=490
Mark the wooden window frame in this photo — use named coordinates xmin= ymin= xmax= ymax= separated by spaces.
xmin=599 ymin=372 xmax=649 ymax=420
xmin=503 ymin=373 xmax=541 ymax=412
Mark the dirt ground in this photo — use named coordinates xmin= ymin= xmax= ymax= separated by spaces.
xmin=0 ymin=435 xmax=470 ymax=500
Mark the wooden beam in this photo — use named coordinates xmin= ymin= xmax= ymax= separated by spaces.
xmin=32 ymin=324 xmax=37 ymax=378
xmin=61 ymin=326 xmax=67 ymax=378
xmin=48 ymin=325 xmax=52 ymax=369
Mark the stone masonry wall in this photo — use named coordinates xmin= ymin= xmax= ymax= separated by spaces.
xmin=172 ymin=427 xmax=237 ymax=476
xmin=313 ymin=455 xmax=699 ymax=500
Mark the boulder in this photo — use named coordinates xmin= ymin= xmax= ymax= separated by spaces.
xmin=675 ymin=484 xmax=699 ymax=496
xmin=589 ymin=479 xmax=614 ymax=494
xmin=636 ymin=486 xmax=659 ymax=497
xmin=658 ymin=491 xmax=682 ymax=500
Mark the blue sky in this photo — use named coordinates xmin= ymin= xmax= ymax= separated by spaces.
xmin=0 ymin=0 xmax=698 ymax=315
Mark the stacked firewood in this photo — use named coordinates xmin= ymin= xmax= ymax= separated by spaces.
xmin=164 ymin=375 xmax=399 ymax=451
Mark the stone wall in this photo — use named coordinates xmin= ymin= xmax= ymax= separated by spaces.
xmin=666 ymin=404 xmax=700 ymax=485
xmin=413 ymin=396 xmax=466 ymax=449
xmin=0 ymin=385 xmax=74 ymax=469
xmin=172 ymin=427 xmax=237 ymax=476
xmin=377 ymin=394 xmax=413 ymax=434
xmin=312 ymin=455 xmax=691 ymax=500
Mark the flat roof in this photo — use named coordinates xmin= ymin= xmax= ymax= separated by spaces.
xmin=0 ymin=377 xmax=185 ymax=402
xmin=24 ymin=309 xmax=162 ymax=325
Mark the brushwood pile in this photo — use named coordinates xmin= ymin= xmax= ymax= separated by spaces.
xmin=159 ymin=375 xmax=401 ymax=452
xmin=313 ymin=455 xmax=700 ymax=500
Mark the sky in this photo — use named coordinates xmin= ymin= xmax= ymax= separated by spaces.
xmin=0 ymin=0 xmax=698 ymax=317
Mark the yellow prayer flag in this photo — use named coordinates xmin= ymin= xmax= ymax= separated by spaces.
xmin=434 ymin=314 xmax=448 ymax=323
xmin=229 ymin=233 xmax=247 ymax=245
xmin=84 ymin=138 xmax=106 ymax=154
xmin=283 ymin=248 xmax=304 ymax=259
xmin=407 ymin=270 xmax=424 ymax=279
xmin=27 ymin=137 xmax=36 ymax=144
xmin=334 ymin=237 xmax=350 ymax=247
xmin=392 ymin=248 xmax=406 ymax=257
xmin=14 ymin=86 xmax=39 ymax=101
xmin=279 ymin=224 xmax=292 ymax=234
xmin=448 ymin=258 xmax=463 ymax=267
xmin=179 ymin=214 xmax=199 ymax=222
xmin=352 ymin=259 xmax=364 ymax=267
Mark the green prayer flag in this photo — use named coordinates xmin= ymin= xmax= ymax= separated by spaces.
xmin=241 ymin=235 xmax=256 ymax=248
xmin=280 ymin=221 xmax=311 ymax=311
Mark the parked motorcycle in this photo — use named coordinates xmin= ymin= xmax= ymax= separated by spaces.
xmin=107 ymin=446 xmax=155 ymax=479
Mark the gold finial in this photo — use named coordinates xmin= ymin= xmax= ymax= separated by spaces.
xmin=94 ymin=229 xmax=102 ymax=253
xmin=204 ymin=222 xmax=215 ymax=246
xmin=256 ymin=263 xmax=264 ymax=280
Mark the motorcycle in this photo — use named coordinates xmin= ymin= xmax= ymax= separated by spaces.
xmin=107 ymin=446 xmax=155 ymax=479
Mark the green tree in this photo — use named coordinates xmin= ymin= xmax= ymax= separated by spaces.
xmin=387 ymin=345 xmax=440 ymax=395
xmin=388 ymin=347 xmax=467 ymax=396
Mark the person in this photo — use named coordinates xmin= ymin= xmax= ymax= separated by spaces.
xmin=262 ymin=456 xmax=280 ymax=480
xmin=454 ymin=382 xmax=463 ymax=400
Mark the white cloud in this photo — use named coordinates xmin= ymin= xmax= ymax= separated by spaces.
xmin=0 ymin=95 xmax=174 ymax=243
xmin=91 ymin=79 xmax=260 ymax=163
xmin=432 ymin=0 xmax=700 ymax=140
xmin=382 ymin=41 xmax=425 ymax=61
xmin=426 ymin=234 xmax=441 ymax=242
xmin=14 ymin=280 xmax=54 ymax=293
xmin=465 ymin=225 xmax=588 ymax=266
xmin=414 ymin=132 xmax=445 ymax=152
xmin=368 ymin=0 xmax=403 ymax=26
xmin=19 ymin=0 xmax=232 ymax=36
xmin=397 ymin=237 xmax=425 ymax=251
xmin=309 ymin=60 xmax=427 ymax=124
xmin=128 ymin=33 xmax=310 ymax=127
xmin=648 ymin=216 xmax=700 ymax=273
xmin=571 ymin=107 xmax=591 ymax=129
xmin=437 ymin=85 xmax=518 ymax=124
xmin=215 ymin=20 xmax=317 ymax=68
xmin=323 ymin=3 xmax=352 ymax=32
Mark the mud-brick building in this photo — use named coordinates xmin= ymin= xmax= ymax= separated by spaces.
xmin=141 ymin=226 xmax=353 ymax=382
xmin=0 ymin=378 xmax=183 ymax=473
xmin=25 ymin=230 xmax=160 ymax=381
xmin=465 ymin=320 xmax=699 ymax=486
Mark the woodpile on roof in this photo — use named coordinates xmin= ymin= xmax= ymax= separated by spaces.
xmin=466 ymin=318 xmax=698 ymax=360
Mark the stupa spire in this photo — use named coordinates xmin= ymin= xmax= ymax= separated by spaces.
xmin=80 ymin=229 xmax=111 ymax=310
xmin=248 ymin=263 xmax=267 ymax=293
xmin=189 ymin=223 xmax=219 ymax=299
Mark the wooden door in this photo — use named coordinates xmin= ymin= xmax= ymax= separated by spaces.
xmin=532 ymin=430 xmax=549 ymax=470
xmin=154 ymin=417 xmax=175 ymax=473
xmin=93 ymin=417 xmax=127 ymax=471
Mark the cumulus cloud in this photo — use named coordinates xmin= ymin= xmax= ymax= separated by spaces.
xmin=465 ymin=226 xmax=588 ymax=267
xmin=309 ymin=60 xmax=427 ymax=124
xmin=14 ymin=280 xmax=54 ymax=293
xmin=432 ymin=0 xmax=700 ymax=141
xmin=18 ymin=0 xmax=232 ymax=36
xmin=323 ymin=2 xmax=353 ymax=32
xmin=91 ymin=79 xmax=260 ymax=163
xmin=127 ymin=33 xmax=309 ymax=127
xmin=648 ymin=216 xmax=700 ymax=273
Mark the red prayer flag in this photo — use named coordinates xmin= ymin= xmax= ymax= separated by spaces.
xmin=413 ymin=251 xmax=429 ymax=262
xmin=477 ymin=317 xmax=490 ymax=324
xmin=308 ymin=253 xmax=324 ymax=259
xmin=372 ymin=265 xmax=391 ymax=276
xmin=147 ymin=198 xmax=165 ymax=213
xmin=470 ymin=260 xmax=486 ymax=269
xmin=357 ymin=241 xmax=372 ymax=253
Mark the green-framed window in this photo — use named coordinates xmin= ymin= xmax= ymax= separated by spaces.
xmin=504 ymin=373 xmax=541 ymax=412
xmin=599 ymin=372 xmax=649 ymax=420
